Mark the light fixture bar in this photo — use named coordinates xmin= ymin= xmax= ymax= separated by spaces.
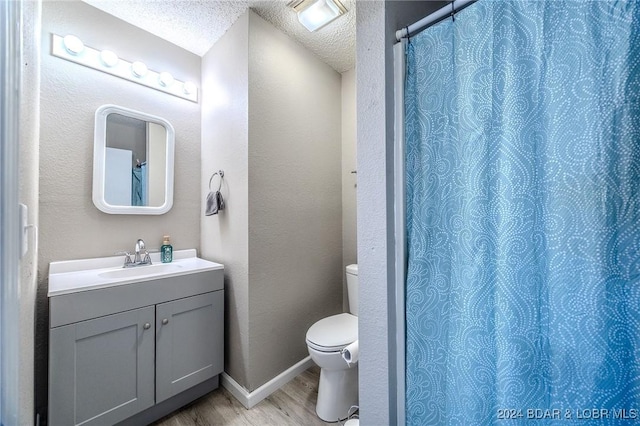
xmin=50 ymin=34 xmax=198 ymax=103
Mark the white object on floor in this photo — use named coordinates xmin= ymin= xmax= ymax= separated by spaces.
xmin=344 ymin=420 xmax=359 ymax=426
xmin=341 ymin=339 xmax=359 ymax=366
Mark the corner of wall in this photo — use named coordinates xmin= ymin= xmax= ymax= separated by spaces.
xmin=200 ymin=9 xmax=251 ymax=390
xmin=246 ymin=10 xmax=343 ymax=391
xmin=356 ymin=2 xmax=449 ymax=424
xmin=20 ymin=0 xmax=42 ymax=422
xmin=356 ymin=2 xmax=390 ymax=423
xmin=341 ymin=68 xmax=357 ymax=313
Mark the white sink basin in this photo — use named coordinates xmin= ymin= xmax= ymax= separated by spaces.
xmin=98 ymin=263 xmax=183 ymax=279
xmin=48 ymin=249 xmax=224 ymax=296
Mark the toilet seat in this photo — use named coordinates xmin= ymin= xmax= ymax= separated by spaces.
xmin=306 ymin=313 xmax=357 ymax=352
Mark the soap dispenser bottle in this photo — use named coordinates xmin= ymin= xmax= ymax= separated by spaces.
xmin=161 ymin=235 xmax=173 ymax=263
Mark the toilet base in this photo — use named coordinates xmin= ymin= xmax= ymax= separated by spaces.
xmin=316 ymin=365 xmax=358 ymax=422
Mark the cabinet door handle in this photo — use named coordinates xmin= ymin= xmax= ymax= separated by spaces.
xmin=143 ymin=323 xmax=151 ymax=330
xmin=162 ymin=318 xmax=169 ymax=325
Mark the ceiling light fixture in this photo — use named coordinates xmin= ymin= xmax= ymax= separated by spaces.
xmin=288 ymin=0 xmax=347 ymax=32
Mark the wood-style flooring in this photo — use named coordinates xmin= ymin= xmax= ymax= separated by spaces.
xmin=152 ymin=367 xmax=336 ymax=426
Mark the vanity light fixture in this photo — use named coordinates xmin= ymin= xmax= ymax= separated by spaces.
xmin=288 ymin=0 xmax=347 ymax=32
xmin=50 ymin=34 xmax=198 ymax=103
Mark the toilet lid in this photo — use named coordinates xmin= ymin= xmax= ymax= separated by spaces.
xmin=306 ymin=313 xmax=357 ymax=352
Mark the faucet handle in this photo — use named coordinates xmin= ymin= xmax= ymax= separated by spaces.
xmin=115 ymin=251 xmax=133 ymax=266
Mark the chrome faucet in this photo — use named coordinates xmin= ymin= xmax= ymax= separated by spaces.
xmin=118 ymin=239 xmax=152 ymax=268
xmin=134 ymin=239 xmax=145 ymax=263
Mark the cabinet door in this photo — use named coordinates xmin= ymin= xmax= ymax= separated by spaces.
xmin=49 ymin=306 xmax=155 ymax=426
xmin=155 ymin=291 xmax=223 ymax=403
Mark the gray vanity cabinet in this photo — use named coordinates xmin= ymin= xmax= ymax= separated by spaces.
xmin=48 ymin=269 xmax=224 ymax=426
xmin=49 ymin=307 xmax=156 ymax=426
xmin=156 ymin=291 xmax=224 ymax=403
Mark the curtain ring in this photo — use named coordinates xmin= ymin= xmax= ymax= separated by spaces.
xmin=451 ymin=1 xmax=455 ymax=22
xmin=209 ymin=170 xmax=224 ymax=192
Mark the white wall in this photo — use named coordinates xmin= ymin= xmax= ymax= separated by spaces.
xmin=356 ymin=1 xmax=447 ymax=424
xmin=201 ymin=10 xmax=251 ymax=388
xmin=341 ymin=68 xmax=357 ymax=310
xmin=19 ymin=1 xmax=41 ymax=423
xmin=148 ymin=122 xmax=167 ymax=206
xmin=247 ymin=11 xmax=342 ymax=390
xmin=37 ymin=0 xmax=201 ymax=417
xmin=201 ymin=10 xmax=342 ymax=392
xmin=356 ymin=3 xmax=389 ymax=421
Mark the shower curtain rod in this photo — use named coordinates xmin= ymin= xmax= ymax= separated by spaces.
xmin=395 ymin=0 xmax=476 ymax=41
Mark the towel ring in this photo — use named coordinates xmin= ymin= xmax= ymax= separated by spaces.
xmin=209 ymin=170 xmax=224 ymax=192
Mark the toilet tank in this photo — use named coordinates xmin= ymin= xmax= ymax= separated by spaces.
xmin=346 ymin=264 xmax=358 ymax=315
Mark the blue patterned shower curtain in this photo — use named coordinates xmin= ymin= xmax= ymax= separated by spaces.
xmin=405 ymin=1 xmax=640 ymax=424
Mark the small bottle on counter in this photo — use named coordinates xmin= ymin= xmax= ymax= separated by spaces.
xmin=161 ymin=235 xmax=173 ymax=263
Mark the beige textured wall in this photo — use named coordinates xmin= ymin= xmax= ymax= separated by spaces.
xmin=201 ymin=10 xmax=342 ymax=392
xmin=247 ymin=11 xmax=343 ymax=391
xmin=38 ymin=1 xmax=201 ymax=269
xmin=37 ymin=1 xmax=201 ymax=416
xmin=341 ymin=68 xmax=357 ymax=311
xmin=200 ymin=11 xmax=250 ymax=389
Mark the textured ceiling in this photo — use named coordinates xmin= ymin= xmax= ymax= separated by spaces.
xmin=83 ymin=0 xmax=355 ymax=73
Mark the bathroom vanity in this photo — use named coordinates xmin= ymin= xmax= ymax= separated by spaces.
xmin=47 ymin=250 xmax=224 ymax=426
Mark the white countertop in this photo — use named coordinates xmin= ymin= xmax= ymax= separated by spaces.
xmin=48 ymin=249 xmax=224 ymax=297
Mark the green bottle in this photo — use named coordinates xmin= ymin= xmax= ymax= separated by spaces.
xmin=161 ymin=235 xmax=173 ymax=263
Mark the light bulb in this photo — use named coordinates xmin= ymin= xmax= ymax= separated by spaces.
xmin=158 ymin=72 xmax=174 ymax=87
xmin=183 ymin=81 xmax=196 ymax=95
xmin=131 ymin=61 xmax=148 ymax=78
xmin=63 ymin=35 xmax=84 ymax=55
xmin=100 ymin=50 xmax=119 ymax=67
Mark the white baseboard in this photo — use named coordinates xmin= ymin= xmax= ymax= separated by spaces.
xmin=221 ymin=356 xmax=314 ymax=409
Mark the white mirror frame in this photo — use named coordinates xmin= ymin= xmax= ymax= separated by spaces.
xmin=93 ymin=104 xmax=175 ymax=215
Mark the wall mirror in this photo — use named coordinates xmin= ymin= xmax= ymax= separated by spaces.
xmin=93 ymin=104 xmax=175 ymax=214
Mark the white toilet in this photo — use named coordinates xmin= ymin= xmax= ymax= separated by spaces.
xmin=306 ymin=264 xmax=359 ymax=422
